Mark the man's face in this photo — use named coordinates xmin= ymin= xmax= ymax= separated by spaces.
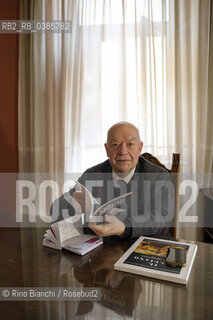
xmin=105 ymin=124 xmax=143 ymax=176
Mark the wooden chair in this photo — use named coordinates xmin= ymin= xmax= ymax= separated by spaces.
xmin=142 ymin=152 xmax=180 ymax=239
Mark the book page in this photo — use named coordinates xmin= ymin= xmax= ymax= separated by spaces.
xmin=92 ymin=192 xmax=132 ymax=217
xmin=57 ymin=215 xmax=83 ymax=246
xmin=63 ymin=234 xmax=99 ymax=247
xmin=75 ymin=181 xmax=100 ymax=216
xmin=50 ymin=223 xmax=60 ymax=242
xmin=45 ymin=230 xmax=58 ymax=244
xmin=70 ymin=238 xmax=103 ymax=249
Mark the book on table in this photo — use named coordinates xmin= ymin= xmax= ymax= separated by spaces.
xmin=114 ymin=236 xmax=197 ymax=284
xmin=43 ymin=215 xmax=103 ymax=255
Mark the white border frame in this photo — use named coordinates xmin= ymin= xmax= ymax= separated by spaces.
xmin=114 ymin=237 xmax=197 ymax=284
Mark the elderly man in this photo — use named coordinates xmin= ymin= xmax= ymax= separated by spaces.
xmin=51 ymin=122 xmax=174 ymax=239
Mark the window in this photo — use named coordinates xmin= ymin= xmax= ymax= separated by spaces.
xmin=65 ymin=0 xmax=173 ymax=172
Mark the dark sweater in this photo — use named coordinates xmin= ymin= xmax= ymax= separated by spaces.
xmin=51 ymin=157 xmax=175 ymax=239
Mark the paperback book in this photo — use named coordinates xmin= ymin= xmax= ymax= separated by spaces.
xmin=75 ymin=181 xmax=132 ymax=219
xmin=43 ymin=215 xmax=103 ymax=255
xmin=114 ymin=236 xmax=197 ymax=284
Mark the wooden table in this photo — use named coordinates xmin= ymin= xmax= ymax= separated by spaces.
xmin=0 ymin=228 xmax=212 ymax=320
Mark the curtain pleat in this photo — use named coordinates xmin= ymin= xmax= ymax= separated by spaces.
xmin=19 ymin=0 xmax=65 ymax=173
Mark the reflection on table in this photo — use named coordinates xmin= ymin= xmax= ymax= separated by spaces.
xmin=0 ymin=228 xmax=212 ymax=320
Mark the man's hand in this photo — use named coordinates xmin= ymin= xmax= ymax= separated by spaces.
xmin=89 ymin=214 xmax=125 ymax=237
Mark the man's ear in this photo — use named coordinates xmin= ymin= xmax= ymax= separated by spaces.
xmin=104 ymin=143 xmax=109 ymax=157
xmin=139 ymin=141 xmax=143 ymax=154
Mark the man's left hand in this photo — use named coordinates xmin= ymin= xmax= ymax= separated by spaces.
xmin=89 ymin=214 xmax=125 ymax=237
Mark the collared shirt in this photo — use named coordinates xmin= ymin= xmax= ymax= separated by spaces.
xmin=112 ymin=168 xmax=135 ymax=238
xmin=112 ymin=167 xmax=136 ymax=186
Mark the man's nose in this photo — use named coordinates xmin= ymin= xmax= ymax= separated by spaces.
xmin=118 ymin=142 xmax=128 ymax=154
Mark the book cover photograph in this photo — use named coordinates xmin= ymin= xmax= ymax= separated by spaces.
xmin=124 ymin=238 xmax=189 ymax=275
xmin=114 ymin=237 xmax=197 ymax=284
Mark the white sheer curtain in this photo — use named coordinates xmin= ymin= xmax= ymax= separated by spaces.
xmin=64 ymin=0 xmax=212 ymax=176
xmin=19 ymin=0 xmax=67 ymax=173
xmin=65 ymin=0 xmax=176 ymax=172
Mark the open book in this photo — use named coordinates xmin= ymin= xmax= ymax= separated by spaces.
xmin=75 ymin=181 xmax=132 ymax=219
xmin=43 ymin=215 xmax=103 ymax=255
